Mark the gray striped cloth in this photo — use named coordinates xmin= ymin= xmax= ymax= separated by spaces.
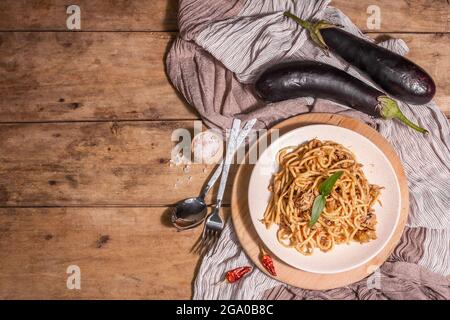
xmin=166 ymin=0 xmax=450 ymax=299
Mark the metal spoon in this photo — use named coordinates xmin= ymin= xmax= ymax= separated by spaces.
xmin=171 ymin=119 xmax=256 ymax=231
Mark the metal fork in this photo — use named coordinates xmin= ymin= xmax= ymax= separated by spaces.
xmin=194 ymin=118 xmax=242 ymax=254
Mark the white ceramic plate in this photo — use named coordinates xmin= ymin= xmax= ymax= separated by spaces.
xmin=248 ymin=124 xmax=401 ymax=274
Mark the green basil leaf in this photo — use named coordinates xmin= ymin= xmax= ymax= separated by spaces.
xmin=319 ymin=171 xmax=343 ymax=196
xmin=309 ymin=194 xmax=326 ymax=227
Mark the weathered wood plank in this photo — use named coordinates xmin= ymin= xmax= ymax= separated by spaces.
xmin=335 ymin=0 xmax=449 ymax=33
xmin=0 ymin=121 xmax=239 ymax=206
xmin=0 ymin=0 xmax=179 ymax=31
xmin=0 ymin=207 xmax=220 ymax=299
xmin=0 ymin=32 xmax=197 ymax=122
xmin=0 ymin=32 xmax=449 ymax=122
xmin=0 ymin=0 xmax=448 ymax=32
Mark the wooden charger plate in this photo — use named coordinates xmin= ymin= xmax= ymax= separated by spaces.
xmin=231 ymin=113 xmax=409 ymax=290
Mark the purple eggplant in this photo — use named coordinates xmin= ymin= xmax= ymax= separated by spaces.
xmin=255 ymin=60 xmax=427 ymax=133
xmin=284 ymin=11 xmax=436 ymax=105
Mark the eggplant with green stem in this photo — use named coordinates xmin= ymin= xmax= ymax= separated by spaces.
xmin=255 ymin=60 xmax=428 ymax=134
xmin=284 ymin=11 xmax=436 ymax=105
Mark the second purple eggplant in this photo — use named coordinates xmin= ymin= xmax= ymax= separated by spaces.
xmin=255 ymin=60 xmax=428 ymax=134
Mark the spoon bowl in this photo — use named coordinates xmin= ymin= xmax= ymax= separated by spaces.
xmin=171 ymin=197 xmax=207 ymax=230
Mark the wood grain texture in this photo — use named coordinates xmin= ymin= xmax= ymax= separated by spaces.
xmin=0 ymin=0 xmax=178 ymax=31
xmin=0 ymin=32 xmax=449 ymax=122
xmin=0 ymin=121 xmax=239 ymax=206
xmin=0 ymin=0 xmax=448 ymax=32
xmin=232 ymin=113 xmax=409 ymax=290
xmin=0 ymin=32 xmax=197 ymax=122
xmin=335 ymin=0 xmax=450 ymax=33
xmin=0 ymin=207 xmax=215 ymax=299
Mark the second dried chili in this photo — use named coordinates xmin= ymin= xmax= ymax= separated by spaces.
xmin=260 ymin=247 xmax=277 ymax=276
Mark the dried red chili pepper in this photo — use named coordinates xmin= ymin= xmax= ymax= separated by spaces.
xmin=225 ymin=266 xmax=252 ymax=283
xmin=260 ymin=247 xmax=277 ymax=276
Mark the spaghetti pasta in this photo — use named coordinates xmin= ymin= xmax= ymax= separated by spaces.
xmin=262 ymin=139 xmax=382 ymax=255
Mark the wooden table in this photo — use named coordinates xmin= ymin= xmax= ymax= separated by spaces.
xmin=0 ymin=0 xmax=448 ymax=299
